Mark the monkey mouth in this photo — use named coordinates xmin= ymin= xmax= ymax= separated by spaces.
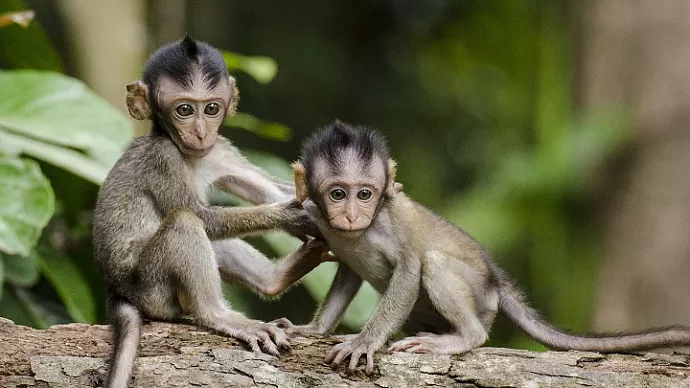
xmin=181 ymin=145 xmax=213 ymax=157
xmin=329 ymin=224 xmax=369 ymax=238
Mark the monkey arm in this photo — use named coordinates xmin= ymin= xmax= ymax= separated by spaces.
xmin=212 ymin=238 xmax=327 ymax=297
xmin=213 ymin=143 xmax=295 ymax=204
xmin=213 ymin=170 xmax=294 ymax=205
xmin=310 ymin=264 xmax=363 ymax=332
xmin=326 ymin=257 xmax=421 ymax=374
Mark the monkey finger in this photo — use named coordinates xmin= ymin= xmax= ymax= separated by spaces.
xmin=388 ymin=338 xmax=419 ymax=352
xmin=324 ymin=344 xmax=340 ymax=363
xmin=267 ymin=326 xmax=291 ymax=350
xmin=406 ymin=344 xmax=431 ymax=354
xmin=365 ymin=352 xmax=375 ymax=375
xmin=247 ymin=337 xmax=262 ymax=353
xmin=271 ymin=317 xmax=294 ymax=330
xmin=325 ymin=344 xmax=347 ymax=365
xmin=261 ymin=337 xmax=280 ymax=357
xmin=321 ymin=250 xmax=337 ymax=262
xmin=348 ymin=348 xmax=364 ymax=371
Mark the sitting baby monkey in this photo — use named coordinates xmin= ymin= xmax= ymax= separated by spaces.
xmin=277 ymin=121 xmax=690 ymax=374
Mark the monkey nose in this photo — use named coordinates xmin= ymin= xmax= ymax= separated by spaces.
xmin=195 ymin=127 xmax=206 ymax=141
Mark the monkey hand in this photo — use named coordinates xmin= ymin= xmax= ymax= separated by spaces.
xmin=325 ymin=334 xmax=381 ymax=375
xmin=271 ymin=318 xmax=329 ymax=337
xmin=279 ymin=199 xmax=323 ymax=240
xmin=233 ymin=319 xmax=291 ymax=357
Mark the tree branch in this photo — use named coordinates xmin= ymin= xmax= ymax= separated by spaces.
xmin=1 ymin=318 xmax=689 ymax=387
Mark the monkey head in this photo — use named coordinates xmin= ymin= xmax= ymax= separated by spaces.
xmin=125 ymin=35 xmax=239 ymax=157
xmin=294 ymin=121 xmax=398 ymax=238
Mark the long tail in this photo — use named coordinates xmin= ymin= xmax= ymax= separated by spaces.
xmin=104 ymin=294 xmax=142 ymax=388
xmin=498 ymin=279 xmax=690 ymax=352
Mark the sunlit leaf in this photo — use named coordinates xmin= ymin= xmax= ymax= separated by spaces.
xmin=0 ymin=156 xmax=54 ymax=256
xmin=221 ymin=51 xmax=278 ymax=84
xmin=2 ymin=250 xmax=38 ymax=286
xmin=0 ymin=131 xmax=110 ymax=185
xmin=0 ymin=0 xmax=62 ymax=71
xmin=39 ymin=249 xmax=96 ymax=323
xmin=0 ymin=71 xmax=132 ymax=168
xmin=0 ymin=9 xmax=33 ymax=28
xmin=225 ymin=112 xmax=292 ymax=141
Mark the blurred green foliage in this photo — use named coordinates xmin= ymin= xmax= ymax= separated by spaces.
xmin=0 ymin=0 xmax=630 ymax=352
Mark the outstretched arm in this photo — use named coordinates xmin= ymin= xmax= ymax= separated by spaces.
xmin=213 ymin=238 xmax=329 ymax=297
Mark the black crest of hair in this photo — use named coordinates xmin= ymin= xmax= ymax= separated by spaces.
xmin=301 ymin=121 xmax=390 ymax=183
xmin=142 ymin=35 xmax=228 ymax=95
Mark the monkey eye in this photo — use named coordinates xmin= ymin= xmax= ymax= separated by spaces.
xmin=204 ymin=102 xmax=220 ymax=116
xmin=357 ymin=189 xmax=372 ymax=201
xmin=175 ymin=104 xmax=194 ymax=117
xmin=329 ymin=188 xmax=347 ymax=201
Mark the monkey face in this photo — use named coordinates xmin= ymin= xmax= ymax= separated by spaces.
xmin=313 ymin=154 xmax=387 ymax=237
xmin=156 ymin=75 xmax=232 ymax=157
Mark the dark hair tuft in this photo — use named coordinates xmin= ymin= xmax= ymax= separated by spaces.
xmin=301 ymin=121 xmax=390 ymax=183
xmin=142 ymin=35 xmax=228 ymax=94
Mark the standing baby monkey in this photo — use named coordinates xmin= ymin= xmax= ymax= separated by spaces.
xmin=93 ymin=36 xmax=324 ymax=388
xmin=278 ymin=121 xmax=690 ymax=374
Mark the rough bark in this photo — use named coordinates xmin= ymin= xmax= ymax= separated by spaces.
xmin=2 ymin=318 xmax=690 ymax=388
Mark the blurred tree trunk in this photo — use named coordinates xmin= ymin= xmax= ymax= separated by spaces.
xmin=577 ymin=1 xmax=690 ymax=331
xmin=56 ymin=0 xmax=147 ymax=135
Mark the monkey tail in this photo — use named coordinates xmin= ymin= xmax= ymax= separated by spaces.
xmin=104 ymin=294 xmax=142 ymax=388
xmin=498 ymin=279 xmax=690 ymax=352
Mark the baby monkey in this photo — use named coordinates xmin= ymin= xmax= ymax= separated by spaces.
xmin=278 ymin=121 xmax=690 ymax=374
xmin=94 ymin=36 xmax=325 ymax=388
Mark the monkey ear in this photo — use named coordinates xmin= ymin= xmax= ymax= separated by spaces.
xmin=292 ymin=162 xmax=309 ymax=202
xmin=385 ymin=159 xmax=399 ymax=197
xmin=125 ymin=81 xmax=152 ymax=120
xmin=226 ymin=76 xmax=240 ymax=117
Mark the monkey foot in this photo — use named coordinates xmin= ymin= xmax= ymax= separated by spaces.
xmin=388 ymin=334 xmax=476 ymax=355
xmin=231 ymin=321 xmax=291 ymax=356
xmin=326 ymin=334 xmax=380 ymax=375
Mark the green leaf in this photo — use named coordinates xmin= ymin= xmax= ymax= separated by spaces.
xmin=221 ymin=51 xmax=278 ymax=84
xmin=2 ymin=251 xmax=38 ymax=286
xmin=0 ymin=70 xmax=132 ymax=167
xmin=225 ymin=112 xmax=292 ymax=141
xmin=0 ymin=130 xmax=111 ymax=185
xmin=39 ymin=250 xmax=96 ymax=323
xmin=0 ymin=156 xmax=54 ymax=256
xmin=0 ymin=1 xmax=63 ymax=71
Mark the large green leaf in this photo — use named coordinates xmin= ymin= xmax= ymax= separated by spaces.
xmin=0 ymin=130 xmax=111 ymax=185
xmin=2 ymin=250 xmax=38 ymax=286
xmin=0 ymin=0 xmax=62 ymax=71
xmin=0 ymin=156 xmax=54 ymax=256
xmin=39 ymin=250 xmax=96 ymax=323
xmin=0 ymin=70 xmax=132 ymax=168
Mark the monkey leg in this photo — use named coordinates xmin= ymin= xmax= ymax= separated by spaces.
xmin=212 ymin=238 xmax=327 ymax=297
xmin=388 ymin=251 xmax=493 ymax=354
xmin=133 ymin=208 xmax=289 ymax=355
